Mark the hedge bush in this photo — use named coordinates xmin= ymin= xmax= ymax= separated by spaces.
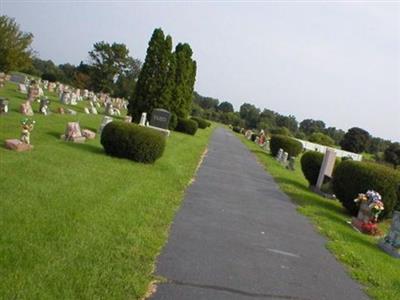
xmin=232 ymin=126 xmax=241 ymax=133
xmin=191 ymin=116 xmax=208 ymax=129
xmin=101 ymin=121 xmax=166 ymax=163
xmin=270 ymin=135 xmax=303 ymax=157
xmin=300 ymin=151 xmax=340 ymax=186
xmin=175 ymin=118 xmax=198 ymax=135
xmin=300 ymin=151 xmax=324 ymax=186
xmin=332 ymin=160 xmax=400 ymax=218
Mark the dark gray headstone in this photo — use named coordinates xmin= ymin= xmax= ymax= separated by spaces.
xmin=150 ymin=108 xmax=171 ymax=129
xmin=9 ymin=74 xmax=26 ymax=84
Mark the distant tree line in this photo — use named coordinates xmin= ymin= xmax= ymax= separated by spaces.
xmin=192 ymin=91 xmax=397 ymax=166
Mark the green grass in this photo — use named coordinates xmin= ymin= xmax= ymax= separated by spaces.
xmin=238 ymin=134 xmax=400 ymax=300
xmin=0 ymin=82 xmax=215 ymax=299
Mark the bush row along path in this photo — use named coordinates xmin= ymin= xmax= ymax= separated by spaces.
xmin=150 ymin=127 xmax=368 ymax=300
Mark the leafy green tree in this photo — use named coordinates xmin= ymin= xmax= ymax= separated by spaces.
xmin=384 ymin=142 xmax=400 ymax=168
xmin=0 ymin=15 xmax=33 ymax=72
xmin=309 ymin=132 xmax=335 ymax=146
xmin=299 ymin=119 xmax=326 ymax=136
xmin=324 ymin=127 xmax=345 ymax=145
xmin=129 ymin=29 xmax=173 ymax=121
xmin=239 ymin=103 xmax=260 ymax=128
xmin=89 ymin=41 xmax=132 ymax=94
xmin=340 ymin=127 xmax=371 ymax=153
xmin=276 ymin=114 xmax=298 ymax=133
xmin=193 ymin=92 xmax=219 ymax=110
xmin=114 ymin=58 xmax=141 ymax=98
xmin=218 ymin=101 xmax=234 ymax=113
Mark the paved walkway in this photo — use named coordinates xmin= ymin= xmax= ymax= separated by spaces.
xmin=151 ymin=128 xmax=368 ymax=300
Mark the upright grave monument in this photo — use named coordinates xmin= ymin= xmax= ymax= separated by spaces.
xmin=379 ymin=211 xmax=400 ymax=258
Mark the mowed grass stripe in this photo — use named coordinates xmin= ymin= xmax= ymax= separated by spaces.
xmin=0 ymin=82 xmax=215 ymax=299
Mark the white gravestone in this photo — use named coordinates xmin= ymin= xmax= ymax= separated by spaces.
xmin=276 ymin=148 xmax=283 ymax=161
xmin=139 ymin=112 xmax=147 ymax=126
xmin=316 ymin=149 xmax=336 ymax=189
xmin=98 ymin=116 xmax=113 ymax=136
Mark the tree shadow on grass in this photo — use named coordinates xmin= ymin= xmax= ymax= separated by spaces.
xmin=274 ymin=175 xmax=346 ymax=215
xmin=62 ymin=141 xmax=104 ymax=155
xmin=46 ymin=131 xmax=61 ymax=139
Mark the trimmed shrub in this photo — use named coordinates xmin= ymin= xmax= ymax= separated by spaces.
xmin=270 ymin=135 xmax=303 ymax=157
xmin=191 ymin=116 xmax=208 ymax=129
xmin=175 ymin=118 xmax=198 ymax=135
xmin=270 ymin=127 xmax=291 ymax=136
xmin=300 ymin=151 xmax=324 ymax=186
xmin=101 ymin=121 xmax=166 ymax=163
xmin=332 ymin=160 xmax=400 ymax=218
xmin=300 ymin=151 xmax=340 ymax=186
xmin=232 ymin=126 xmax=241 ymax=133
xmin=309 ymin=132 xmax=335 ymax=146
xmin=169 ymin=113 xmax=178 ymax=130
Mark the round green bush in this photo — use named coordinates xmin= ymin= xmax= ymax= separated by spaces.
xmin=101 ymin=121 xmax=166 ymax=163
xmin=175 ymin=118 xmax=198 ymax=135
xmin=332 ymin=160 xmax=400 ymax=218
xmin=169 ymin=113 xmax=178 ymax=130
xmin=309 ymin=132 xmax=335 ymax=146
xmin=232 ymin=126 xmax=241 ymax=133
xmin=270 ymin=127 xmax=291 ymax=136
xmin=300 ymin=151 xmax=324 ymax=186
xmin=270 ymin=135 xmax=303 ymax=157
xmin=190 ymin=116 xmax=208 ymax=129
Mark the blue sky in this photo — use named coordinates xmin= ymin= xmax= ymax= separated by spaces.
xmin=1 ymin=1 xmax=399 ymax=141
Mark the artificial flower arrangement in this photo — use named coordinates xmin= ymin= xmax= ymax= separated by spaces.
xmin=352 ymin=190 xmax=384 ymax=235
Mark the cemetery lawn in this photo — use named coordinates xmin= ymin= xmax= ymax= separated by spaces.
xmin=0 ymin=82 xmax=215 ymax=299
xmin=238 ymin=135 xmax=400 ymax=300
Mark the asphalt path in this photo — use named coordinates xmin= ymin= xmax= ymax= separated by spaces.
xmin=150 ymin=127 xmax=368 ymax=300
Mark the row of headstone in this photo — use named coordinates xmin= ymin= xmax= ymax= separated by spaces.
xmin=275 ymin=148 xmax=295 ymax=170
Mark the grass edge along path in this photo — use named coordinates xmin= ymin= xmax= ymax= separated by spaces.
xmin=0 ymin=81 xmax=216 ymax=299
xmin=237 ymin=133 xmax=400 ymax=300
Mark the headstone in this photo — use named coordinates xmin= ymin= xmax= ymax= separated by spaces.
xmin=281 ymin=152 xmax=288 ymax=165
xmin=149 ymin=109 xmax=171 ymax=129
xmin=66 ymin=109 xmax=77 ymax=115
xmin=139 ymin=112 xmax=147 ymax=126
xmin=90 ymin=107 xmax=98 ymax=114
xmin=18 ymin=84 xmax=27 ymax=94
xmin=124 ymin=116 xmax=132 ymax=123
xmin=262 ymin=140 xmax=270 ymax=152
xmin=62 ymin=122 xmax=86 ymax=143
xmin=379 ymin=211 xmax=400 ymax=258
xmin=58 ymin=107 xmax=65 ymax=114
xmin=287 ymin=157 xmax=296 ymax=171
xmin=0 ymin=98 xmax=9 ymax=114
xmin=316 ymin=149 xmax=336 ymax=190
xmin=105 ymin=102 xmax=114 ymax=115
xmin=5 ymin=139 xmax=33 ymax=152
xmin=0 ymin=73 xmax=5 ymax=88
xmin=39 ymin=98 xmax=50 ymax=115
xmin=20 ymin=101 xmax=34 ymax=116
xmin=84 ymin=107 xmax=90 ymax=114
xmin=275 ymin=148 xmax=284 ymax=161
xmin=351 ymin=191 xmax=384 ymax=235
xmin=27 ymin=85 xmax=40 ymax=102
xmin=98 ymin=116 xmax=113 ymax=136
xmin=82 ymin=129 xmax=96 ymax=140
xmin=9 ymin=74 xmax=26 ymax=84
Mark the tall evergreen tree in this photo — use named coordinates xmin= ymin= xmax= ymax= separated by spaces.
xmin=173 ymin=43 xmax=197 ymax=118
xmin=128 ymin=29 xmax=173 ymax=121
